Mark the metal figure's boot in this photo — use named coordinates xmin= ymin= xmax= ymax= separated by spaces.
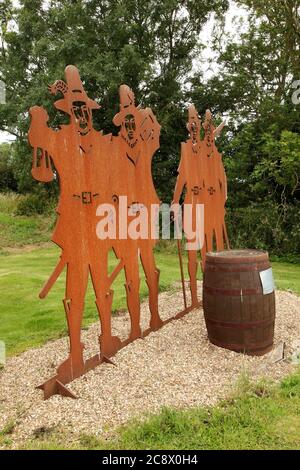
xmin=96 ymin=291 xmax=122 ymax=358
xmin=146 ymin=269 xmax=163 ymax=330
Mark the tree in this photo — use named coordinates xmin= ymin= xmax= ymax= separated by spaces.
xmin=0 ymin=0 xmax=229 ymax=197
xmin=0 ymin=142 xmax=17 ymax=191
xmin=185 ymin=0 xmax=300 ymax=255
xmin=188 ymin=0 xmax=300 ymax=207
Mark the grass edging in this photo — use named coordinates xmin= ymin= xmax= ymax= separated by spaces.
xmin=9 ymin=369 xmax=299 ymax=450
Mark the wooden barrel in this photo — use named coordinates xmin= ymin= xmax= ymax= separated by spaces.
xmin=203 ymin=250 xmax=276 ymax=356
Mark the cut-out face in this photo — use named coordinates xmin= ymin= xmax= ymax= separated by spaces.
xmin=205 ymin=122 xmax=213 ymax=157
xmin=204 ymin=113 xmax=214 ymax=148
xmin=124 ymin=114 xmax=136 ymax=142
xmin=206 ymin=123 xmax=213 ymax=146
xmin=187 ymin=117 xmax=200 ymax=153
xmin=71 ymin=100 xmax=92 ymax=135
xmin=190 ymin=121 xmax=199 ymax=146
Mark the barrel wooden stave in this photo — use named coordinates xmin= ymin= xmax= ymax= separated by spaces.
xmin=203 ymin=250 xmax=276 ymax=356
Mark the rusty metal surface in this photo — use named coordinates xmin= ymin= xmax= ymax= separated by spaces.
xmin=173 ymin=105 xmax=230 ymax=307
xmin=28 ymin=65 xmax=201 ymax=399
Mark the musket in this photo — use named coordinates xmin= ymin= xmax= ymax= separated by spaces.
xmin=39 ymin=254 xmax=125 ymax=299
xmin=39 ymin=256 xmax=67 ymax=299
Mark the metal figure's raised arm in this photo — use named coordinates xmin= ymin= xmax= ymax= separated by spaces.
xmin=28 ymin=106 xmax=55 ymax=182
xmin=212 ymin=120 xmax=227 ymax=200
xmin=213 ymin=121 xmax=225 ymax=140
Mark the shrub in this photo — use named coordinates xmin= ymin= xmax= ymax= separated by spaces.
xmin=15 ymin=191 xmax=56 ymax=216
xmin=0 ymin=192 xmax=24 ymax=214
xmin=226 ymin=201 xmax=300 ymax=257
xmin=0 ymin=143 xmax=18 ymax=192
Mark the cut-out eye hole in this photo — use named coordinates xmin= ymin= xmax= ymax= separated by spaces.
xmin=125 ymin=114 xmax=135 ymax=122
xmin=191 ymin=122 xmax=198 ymax=132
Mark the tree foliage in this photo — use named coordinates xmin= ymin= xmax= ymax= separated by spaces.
xmin=0 ymin=142 xmax=17 ymax=191
xmin=189 ymin=0 xmax=300 ymax=209
xmin=0 ymin=0 xmax=299 ymax=255
xmin=0 ymin=0 xmax=228 ymax=197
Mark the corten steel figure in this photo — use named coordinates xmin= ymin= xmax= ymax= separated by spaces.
xmin=173 ymin=105 xmax=229 ymax=306
xmin=201 ymin=109 xmax=229 ymax=257
xmin=29 ymin=65 xmax=123 ymax=397
xmin=28 ymin=66 xmax=167 ymax=399
xmin=111 ymin=85 xmax=163 ymax=331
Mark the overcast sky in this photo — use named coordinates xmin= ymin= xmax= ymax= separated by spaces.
xmin=0 ymin=1 xmax=248 ymax=144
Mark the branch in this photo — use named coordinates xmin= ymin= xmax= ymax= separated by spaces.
xmin=0 ymin=126 xmax=20 ymax=138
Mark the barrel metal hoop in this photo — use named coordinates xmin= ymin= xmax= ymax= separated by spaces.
xmin=205 ymin=263 xmax=271 ymax=273
xmin=205 ymin=317 xmax=275 ymax=329
xmin=204 ymin=286 xmax=262 ymax=296
xmin=206 ymin=253 xmax=268 ymax=265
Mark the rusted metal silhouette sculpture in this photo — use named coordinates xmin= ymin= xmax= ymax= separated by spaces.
xmin=29 ymin=66 xmax=118 ymax=398
xmin=29 ymin=66 xmax=194 ymax=399
xmin=173 ymin=105 xmax=229 ymax=307
xmin=111 ymin=86 xmax=163 ymax=332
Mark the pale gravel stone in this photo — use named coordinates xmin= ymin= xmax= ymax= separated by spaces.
xmin=0 ymin=285 xmax=299 ymax=448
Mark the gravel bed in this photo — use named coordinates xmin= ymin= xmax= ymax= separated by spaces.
xmin=0 ymin=284 xmax=299 ymax=447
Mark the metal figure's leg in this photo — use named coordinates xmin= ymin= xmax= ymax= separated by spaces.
xmin=57 ymin=261 xmax=88 ymax=382
xmin=223 ymin=223 xmax=230 ymax=249
xmin=124 ymin=256 xmax=142 ymax=340
xmin=140 ymin=245 xmax=163 ymax=329
xmin=200 ymin=233 xmax=210 ymax=271
xmin=95 ymin=291 xmax=122 ymax=358
xmin=215 ymin=226 xmax=225 ymax=252
xmin=187 ymin=249 xmax=198 ymax=307
xmin=90 ymin=256 xmax=122 ymax=359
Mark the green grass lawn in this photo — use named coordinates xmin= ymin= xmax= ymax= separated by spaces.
xmin=0 ymin=245 xmax=189 ymax=356
xmin=10 ymin=371 xmax=300 ymax=450
xmin=0 ymin=193 xmax=53 ymax=249
xmin=0 ymin=244 xmax=299 ymax=357
xmin=0 ymin=193 xmax=299 ymax=451
xmin=270 ymin=261 xmax=300 ymax=294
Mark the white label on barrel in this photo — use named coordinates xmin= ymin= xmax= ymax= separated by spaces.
xmin=260 ymin=268 xmax=275 ymax=295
